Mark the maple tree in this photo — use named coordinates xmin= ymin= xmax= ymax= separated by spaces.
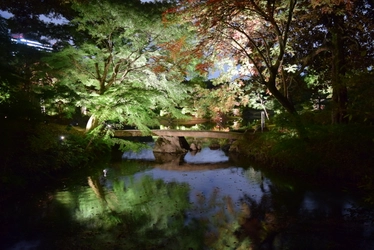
xmin=165 ymin=0 xmax=374 ymax=131
xmin=165 ymin=0 xmax=309 ymax=135
xmin=40 ymin=0 xmax=189 ymax=142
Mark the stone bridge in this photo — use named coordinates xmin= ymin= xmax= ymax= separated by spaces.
xmin=113 ymin=129 xmax=243 ymax=140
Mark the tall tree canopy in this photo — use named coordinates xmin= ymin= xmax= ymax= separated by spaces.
xmin=41 ymin=0 xmax=189 ymax=139
xmin=292 ymin=0 xmax=374 ymax=123
xmin=165 ymin=0 xmax=374 ymax=131
xmin=166 ymin=0 xmax=308 ymax=135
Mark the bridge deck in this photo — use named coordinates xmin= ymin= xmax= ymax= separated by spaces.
xmin=113 ymin=129 xmax=243 ymax=139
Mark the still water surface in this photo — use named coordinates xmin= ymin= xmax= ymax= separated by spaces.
xmin=1 ymin=147 xmax=374 ymax=250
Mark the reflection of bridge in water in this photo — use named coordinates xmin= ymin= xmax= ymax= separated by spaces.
xmin=155 ymin=161 xmax=232 ymax=171
xmin=113 ymin=129 xmax=244 ymax=140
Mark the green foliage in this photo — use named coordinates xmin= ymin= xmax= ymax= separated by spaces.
xmin=191 ymin=79 xmax=271 ymax=119
xmin=51 ymin=174 xmax=205 ymax=249
xmin=173 ymin=0 xmax=301 ymax=119
xmin=0 ymin=81 xmax=11 ymax=103
xmin=272 ymin=112 xmax=304 ymax=137
xmin=303 ymin=69 xmax=331 ymax=106
xmin=41 ymin=0 xmax=190 ymax=141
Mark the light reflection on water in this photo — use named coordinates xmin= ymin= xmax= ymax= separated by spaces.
xmin=122 ymin=146 xmax=229 ymax=164
xmin=2 ymin=147 xmax=374 ymax=250
xmin=122 ymin=148 xmax=156 ymax=161
xmin=128 ymin=167 xmax=266 ymax=223
xmin=184 ymin=148 xmax=229 ymax=164
xmin=122 ymin=143 xmax=156 ymax=161
xmin=122 ymin=146 xmax=355 ymax=217
xmin=121 ymin=146 xmax=261 ymax=218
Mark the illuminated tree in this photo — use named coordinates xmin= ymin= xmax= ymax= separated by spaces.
xmin=165 ymin=0 xmax=311 ymax=136
xmin=166 ymin=0 xmax=374 ymax=132
xmin=42 ymin=0 xmax=189 ymax=140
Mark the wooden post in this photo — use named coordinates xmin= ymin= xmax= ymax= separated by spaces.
xmin=261 ymin=111 xmax=265 ymax=132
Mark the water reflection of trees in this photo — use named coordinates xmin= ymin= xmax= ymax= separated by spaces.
xmin=37 ymin=165 xmax=374 ymax=249
xmin=45 ymin=175 xmax=205 ymax=249
xmin=43 ymin=167 xmax=285 ymax=249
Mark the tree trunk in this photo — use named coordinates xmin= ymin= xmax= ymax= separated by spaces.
xmin=266 ymin=79 xmax=308 ymax=140
xmin=330 ymin=15 xmax=348 ymax=124
xmin=86 ymin=114 xmax=99 ymax=132
xmin=267 ymin=82 xmax=296 ymax=114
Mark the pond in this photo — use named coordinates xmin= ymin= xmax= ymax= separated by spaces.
xmin=1 ymin=146 xmax=373 ymax=250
